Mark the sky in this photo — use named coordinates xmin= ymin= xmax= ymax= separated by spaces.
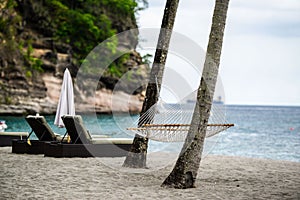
xmin=135 ymin=0 xmax=300 ymax=106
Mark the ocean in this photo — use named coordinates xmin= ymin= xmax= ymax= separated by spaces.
xmin=1 ymin=105 xmax=299 ymax=162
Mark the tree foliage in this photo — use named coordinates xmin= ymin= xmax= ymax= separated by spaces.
xmin=0 ymin=0 xmax=21 ymax=51
xmin=0 ymin=0 xmax=146 ymax=77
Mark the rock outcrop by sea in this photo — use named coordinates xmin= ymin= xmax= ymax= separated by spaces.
xmin=0 ymin=1 xmax=149 ymax=115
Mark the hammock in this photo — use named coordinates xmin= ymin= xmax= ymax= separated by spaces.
xmin=126 ymin=91 xmax=234 ymax=142
xmin=127 ymin=123 xmax=234 ymax=142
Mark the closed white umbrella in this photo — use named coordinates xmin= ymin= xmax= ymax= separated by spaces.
xmin=54 ymin=68 xmax=75 ymax=127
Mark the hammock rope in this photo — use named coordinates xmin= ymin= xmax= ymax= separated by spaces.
xmin=125 ymin=74 xmax=234 ymax=142
xmin=126 ymin=90 xmax=234 ymax=142
xmin=127 ymin=123 xmax=234 ymax=142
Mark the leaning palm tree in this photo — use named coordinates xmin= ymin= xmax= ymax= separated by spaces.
xmin=123 ymin=0 xmax=180 ymax=168
xmin=161 ymin=0 xmax=230 ymax=188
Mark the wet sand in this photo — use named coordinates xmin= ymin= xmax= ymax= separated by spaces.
xmin=0 ymin=147 xmax=299 ymax=199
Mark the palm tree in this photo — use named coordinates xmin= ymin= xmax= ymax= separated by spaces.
xmin=123 ymin=0 xmax=180 ymax=168
xmin=161 ymin=0 xmax=230 ymax=188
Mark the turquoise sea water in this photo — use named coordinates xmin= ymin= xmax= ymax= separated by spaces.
xmin=1 ymin=105 xmax=300 ymax=162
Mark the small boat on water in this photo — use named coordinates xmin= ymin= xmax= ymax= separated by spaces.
xmin=212 ymin=96 xmax=224 ymax=105
xmin=0 ymin=120 xmax=8 ymax=132
xmin=186 ymin=95 xmax=224 ymax=105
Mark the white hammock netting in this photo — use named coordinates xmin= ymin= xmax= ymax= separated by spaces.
xmin=127 ymin=95 xmax=234 ymax=142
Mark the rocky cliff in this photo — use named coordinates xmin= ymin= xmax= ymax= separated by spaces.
xmin=0 ymin=0 xmax=149 ymax=115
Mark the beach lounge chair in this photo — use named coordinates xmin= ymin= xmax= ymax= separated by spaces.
xmin=44 ymin=115 xmax=133 ymax=157
xmin=60 ymin=114 xmax=93 ymax=144
xmin=26 ymin=115 xmax=66 ymax=141
xmin=12 ymin=115 xmax=66 ymax=154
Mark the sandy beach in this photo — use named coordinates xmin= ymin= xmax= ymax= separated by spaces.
xmin=0 ymin=147 xmax=299 ymax=199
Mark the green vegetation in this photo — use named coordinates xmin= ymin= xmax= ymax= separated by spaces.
xmin=141 ymin=53 xmax=153 ymax=64
xmin=23 ymin=41 xmax=43 ymax=72
xmin=44 ymin=0 xmax=117 ymax=60
xmin=0 ymin=0 xmax=148 ymax=78
xmin=107 ymin=53 xmax=131 ymax=78
xmin=4 ymin=96 xmax=12 ymax=105
xmin=0 ymin=0 xmax=21 ymax=55
xmin=0 ymin=0 xmax=19 ymax=39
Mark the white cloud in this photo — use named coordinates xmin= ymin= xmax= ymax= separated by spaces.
xmin=227 ymin=0 xmax=300 ymax=37
xmin=137 ymin=0 xmax=300 ymax=105
xmin=220 ymin=35 xmax=300 ymax=105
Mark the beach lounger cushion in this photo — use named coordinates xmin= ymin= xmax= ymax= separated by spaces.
xmin=62 ymin=115 xmax=133 ymax=145
xmin=26 ymin=115 xmax=57 ymax=141
xmin=61 ymin=115 xmax=92 ymax=144
xmin=91 ymin=138 xmax=133 ymax=145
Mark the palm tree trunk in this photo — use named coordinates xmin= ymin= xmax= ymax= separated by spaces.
xmin=161 ymin=0 xmax=230 ymax=188
xmin=123 ymin=0 xmax=180 ymax=168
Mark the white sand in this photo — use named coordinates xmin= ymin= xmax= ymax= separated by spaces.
xmin=0 ymin=147 xmax=300 ymax=199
